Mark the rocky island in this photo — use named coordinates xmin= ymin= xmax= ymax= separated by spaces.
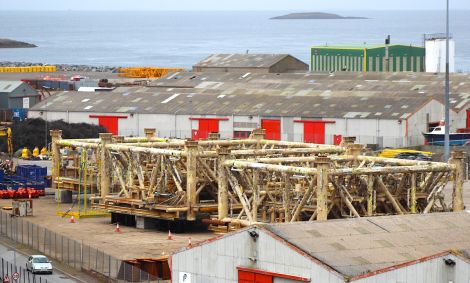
xmin=271 ymin=12 xmax=367 ymax=20
xmin=0 ymin=38 xmax=36 ymax=48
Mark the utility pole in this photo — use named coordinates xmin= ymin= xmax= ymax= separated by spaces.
xmin=444 ymin=0 xmax=450 ymax=161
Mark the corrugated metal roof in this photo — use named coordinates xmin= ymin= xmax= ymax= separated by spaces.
xmin=264 ymin=212 xmax=470 ymax=277
xmin=193 ymin=54 xmax=291 ymax=69
xmin=30 ymin=87 xmax=430 ymax=119
xmin=0 ymin=81 xmax=25 ymax=93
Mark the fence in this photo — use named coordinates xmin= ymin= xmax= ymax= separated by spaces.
xmin=0 ymin=210 xmax=162 ymax=282
xmin=0 ymin=257 xmax=50 ymax=283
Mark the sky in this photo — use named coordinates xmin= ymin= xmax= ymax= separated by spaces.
xmin=2 ymin=0 xmax=469 ymax=11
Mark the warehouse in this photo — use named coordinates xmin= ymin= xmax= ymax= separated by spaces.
xmin=311 ymin=45 xmax=425 ymax=72
xmin=0 ymin=80 xmax=39 ymax=109
xmin=193 ymin=54 xmax=309 ymax=73
xmin=29 ymin=71 xmax=470 ymax=148
xmin=171 ymin=212 xmax=470 ymax=283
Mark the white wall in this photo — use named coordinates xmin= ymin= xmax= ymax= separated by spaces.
xmin=407 ymin=99 xmax=463 ymax=146
xmin=171 ymin=228 xmax=345 ymax=283
xmin=425 ymin=39 xmax=455 ymax=73
xmin=30 ymin=110 xmax=412 ymax=147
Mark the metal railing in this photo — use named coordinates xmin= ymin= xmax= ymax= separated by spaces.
xmin=0 ymin=211 xmax=162 ymax=282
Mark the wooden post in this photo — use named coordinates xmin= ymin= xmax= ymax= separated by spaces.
xmin=50 ymin=129 xmax=62 ymax=190
xmin=283 ymin=173 xmax=292 ymax=222
xmin=340 ymin=136 xmax=356 ymax=148
xmin=144 ymin=128 xmax=156 ymax=140
xmin=315 ymin=156 xmax=330 ymax=221
xmin=410 ymin=173 xmax=417 ymax=213
xmin=99 ymin=133 xmax=113 ymax=201
xmin=185 ymin=140 xmax=198 ymax=220
xmin=450 ymin=151 xmax=466 ymax=212
xmin=217 ymin=147 xmax=230 ymax=220
xmin=367 ymin=175 xmax=374 ymax=216
xmin=252 ymin=170 xmax=260 ymax=222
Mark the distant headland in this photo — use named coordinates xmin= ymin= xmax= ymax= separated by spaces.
xmin=270 ymin=12 xmax=367 ymax=20
xmin=0 ymin=38 xmax=36 ymax=48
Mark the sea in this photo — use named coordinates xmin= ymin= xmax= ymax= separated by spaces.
xmin=0 ymin=10 xmax=469 ymax=71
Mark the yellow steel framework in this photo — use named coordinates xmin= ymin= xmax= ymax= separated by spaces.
xmin=118 ymin=67 xmax=184 ymax=79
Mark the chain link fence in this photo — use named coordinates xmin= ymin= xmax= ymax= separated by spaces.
xmin=0 ymin=211 xmax=163 ymax=282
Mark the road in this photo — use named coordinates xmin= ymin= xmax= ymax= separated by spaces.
xmin=0 ymin=243 xmax=78 ymax=283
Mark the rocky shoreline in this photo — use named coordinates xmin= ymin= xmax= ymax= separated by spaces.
xmin=0 ymin=61 xmax=120 ymax=73
xmin=0 ymin=38 xmax=36 ymax=48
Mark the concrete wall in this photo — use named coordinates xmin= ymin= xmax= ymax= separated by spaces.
xmin=354 ymin=254 xmax=470 ymax=283
xmin=171 ymin=228 xmax=345 ymax=283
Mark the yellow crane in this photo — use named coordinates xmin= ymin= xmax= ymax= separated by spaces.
xmin=0 ymin=127 xmax=13 ymax=157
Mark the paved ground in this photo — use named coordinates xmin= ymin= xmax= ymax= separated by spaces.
xmin=0 ymin=242 xmax=78 ymax=283
xmin=0 ymin=196 xmax=216 ymax=261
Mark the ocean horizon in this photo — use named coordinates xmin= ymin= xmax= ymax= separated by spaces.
xmin=0 ymin=10 xmax=469 ymax=71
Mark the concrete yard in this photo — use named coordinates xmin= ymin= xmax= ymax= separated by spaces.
xmin=0 ymin=195 xmax=215 ymax=261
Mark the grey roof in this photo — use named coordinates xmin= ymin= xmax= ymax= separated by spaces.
xmin=0 ymin=81 xmax=25 ymax=93
xmin=193 ymin=54 xmax=294 ymax=69
xmin=31 ymin=86 xmax=431 ymax=120
xmin=31 ymin=71 xmax=470 ymax=120
xmin=264 ymin=212 xmax=470 ymax=278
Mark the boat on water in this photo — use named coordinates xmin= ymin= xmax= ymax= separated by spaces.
xmin=422 ymin=123 xmax=470 ymax=146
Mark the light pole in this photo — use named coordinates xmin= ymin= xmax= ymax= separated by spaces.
xmin=443 ymin=0 xmax=450 ymax=161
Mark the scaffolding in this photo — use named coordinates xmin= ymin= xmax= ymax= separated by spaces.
xmin=49 ymin=129 xmax=466 ymax=228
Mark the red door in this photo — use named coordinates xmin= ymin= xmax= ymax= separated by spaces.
xmin=192 ymin=119 xmax=219 ymax=140
xmin=466 ymin=110 xmax=470 ymax=129
xmin=238 ymin=270 xmax=272 ymax=283
xmin=98 ymin=117 xmax=119 ymax=135
xmin=304 ymin=122 xmax=325 ymax=144
xmin=261 ymin=119 xmax=281 ymax=140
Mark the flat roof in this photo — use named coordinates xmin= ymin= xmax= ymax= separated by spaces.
xmin=265 ymin=212 xmax=470 ymax=278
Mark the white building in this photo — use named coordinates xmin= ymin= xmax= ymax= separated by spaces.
xmin=29 ymin=71 xmax=470 ymax=148
xmin=171 ymin=212 xmax=470 ymax=283
xmin=425 ymin=34 xmax=455 ymax=73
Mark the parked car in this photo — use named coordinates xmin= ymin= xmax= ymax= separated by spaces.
xmin=26 ymin=255 xmax=53 ymax=274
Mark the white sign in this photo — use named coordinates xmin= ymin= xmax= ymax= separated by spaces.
xmin=22 ymin=97 xmax=30 ymax=109
xmin=179 ymin=272 xmax=191 ymax=283
xmin=12 ymin=272 xmax=19 ymax=280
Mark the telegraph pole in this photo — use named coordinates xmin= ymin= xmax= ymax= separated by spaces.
xmin=443 ymin=0 xmax=450 ymax=161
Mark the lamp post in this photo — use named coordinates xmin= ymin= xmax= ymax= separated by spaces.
xmin=443 ymin=0 xmax=450 ymax=161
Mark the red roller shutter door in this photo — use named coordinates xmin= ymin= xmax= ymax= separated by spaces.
xmin=190 ymin=118 xmax=229 ymax=140
xmin=304 ymin=122 xmax=325 ymax=144
xmin=98 ymin=117 xmax=119 ymax=135
xmin=294 ymin=120 xmax=336 ymax=144
xmin=238 ymin=270 xmax=272 ymax=283
xmin=261 ymin=119 xmax=281 ymax=140
xmin=467 ymin=110 xmax=470 ymax=129
xmin=89 ymin=115 xmax=127 ymax=135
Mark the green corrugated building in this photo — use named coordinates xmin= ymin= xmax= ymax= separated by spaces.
xmin=310 ymin=45 xmax=425 ymax=72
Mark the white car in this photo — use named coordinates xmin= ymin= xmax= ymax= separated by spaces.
xmin=26 ymin=255 xmax=53 ymax=274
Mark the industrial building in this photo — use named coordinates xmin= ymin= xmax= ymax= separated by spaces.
xmin=193 ymin=54 xmax=309 ymax=73
xmin=311 ymin=45 xmax=426 ymax=72
xmin=0 ymin=80 xmax=39 ymax=109
xmin=171 ymin=212 xmax=470 ymax=283
xmin=425 ymin=33 xmax=456 ymax=73
xmin=30 ymin=70 xmax=470 ymax=148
